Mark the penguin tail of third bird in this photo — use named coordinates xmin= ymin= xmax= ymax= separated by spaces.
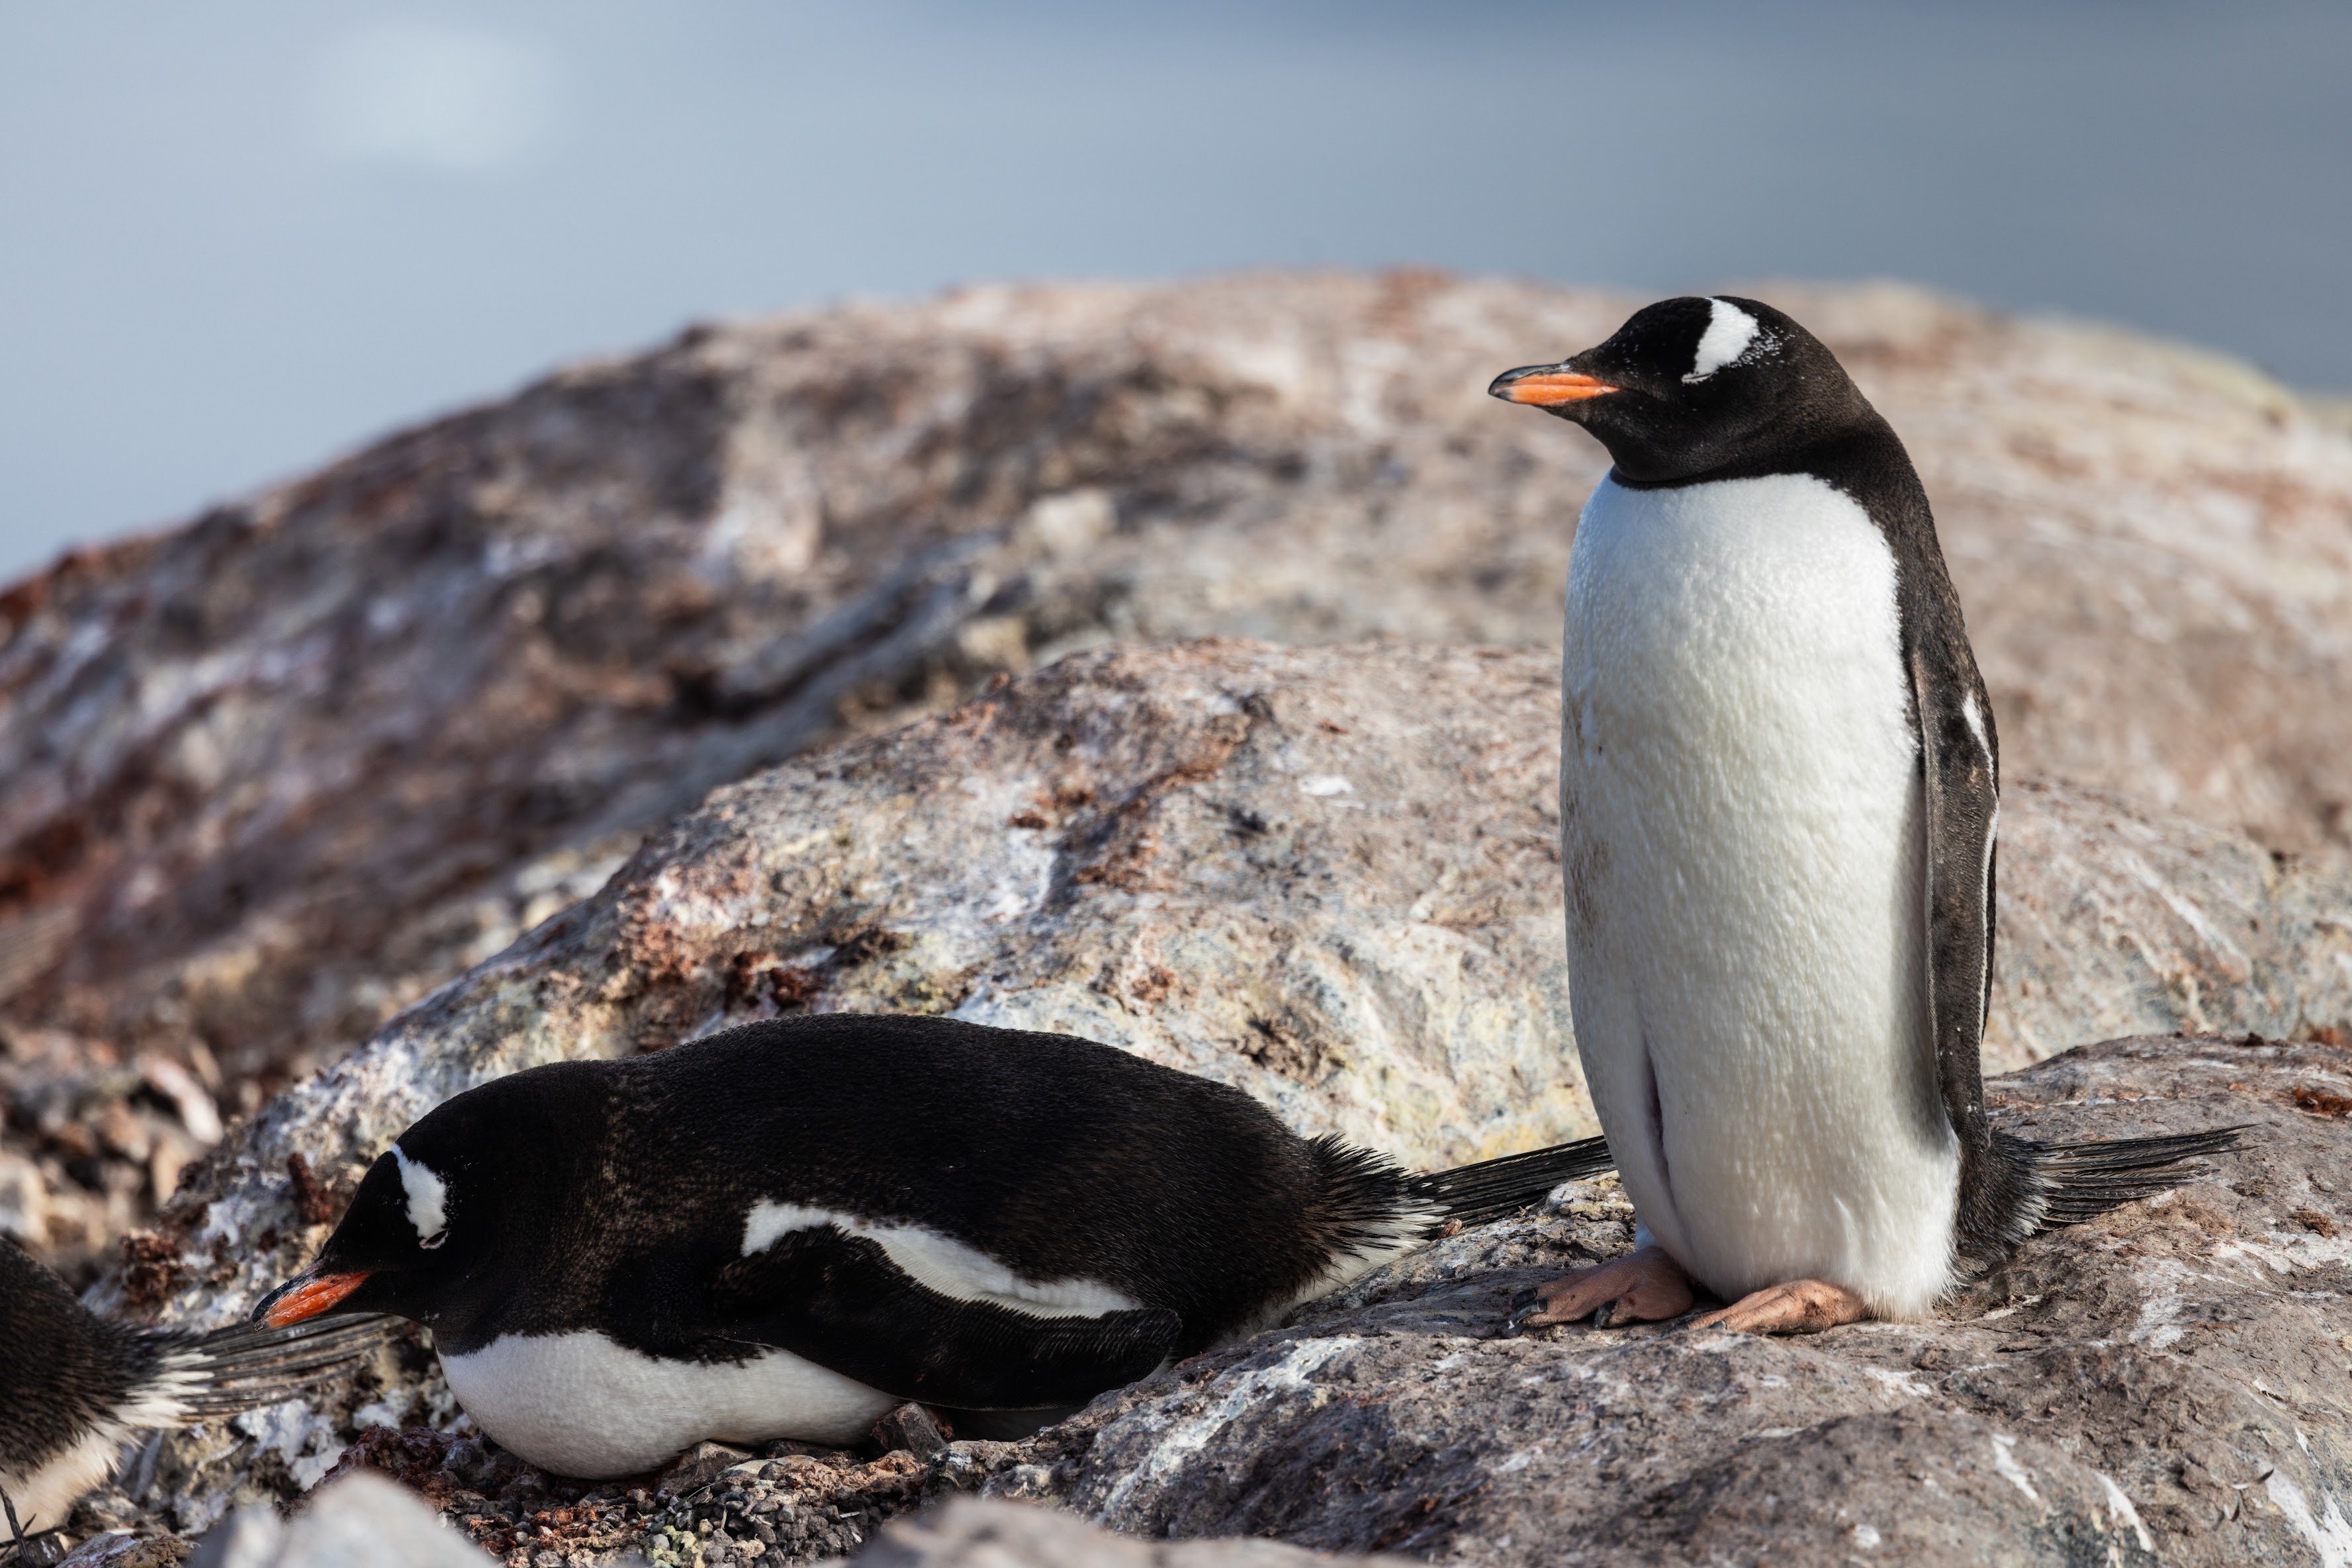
xmin=158 ymin=1314 xmax=394 ymax=1418
xmin=2014 ymin=1124 xmax=2247 ymax=1236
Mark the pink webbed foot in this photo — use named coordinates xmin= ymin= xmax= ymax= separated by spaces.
xmin=1511 ymin=1244 xmax=1695 ymax=1330
xmin=1689 ymin=1278 xmax=1870 ymax=1335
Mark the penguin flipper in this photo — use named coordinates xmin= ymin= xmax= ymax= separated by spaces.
xmin=1908 ymin=643 xmax=2029 ymax=1259
xmin=711 ymin=1229 xmax=1179 ymax=1412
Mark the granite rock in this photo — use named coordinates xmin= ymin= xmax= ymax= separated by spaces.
xmin=3 ymin=273 xmax=2349 ymax=1278
xmin=184 ymin=1474 xmax=492 ymax=1568
xmin=849 ymin=1497 xmax=1374 ymax=1568
xmin=1009 ymin=1034 xmax=2352 ymax=1568
xmin=85 ymin=642 xmax=2352 ymax=1561
xmin=132 ymin=643 xmax=2352 ymax=1327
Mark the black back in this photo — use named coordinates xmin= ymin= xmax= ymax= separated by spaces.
xmin=1494 ymin=297 xmax=2022 ymax=1263
xmin=319 ymin=1015 xmax=1359 ymax=1358
xmin=0 ymin=1239 xmax=150 ymax=1493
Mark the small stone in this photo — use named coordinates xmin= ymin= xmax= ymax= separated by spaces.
xmin=443 ymin=1438 xmax=498 ymax=1489
xmin=658 ymin=1442 xmax=755 ymax=1499
xmin=870 ymin=1402 xmax=949 ymax=1461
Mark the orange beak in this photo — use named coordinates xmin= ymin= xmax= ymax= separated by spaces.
xmin=1488 ymin=367 xmax=1619 ymax=407
xmin=258 ymin=1270 xmax=371 ymax=1327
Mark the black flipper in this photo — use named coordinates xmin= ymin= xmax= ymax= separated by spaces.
xmin=1908 ymin=636 xmax=2243 ymax=1255
xmin=710 ymin=1229 xmax=1179 ymax=1413
xmin=1907 ymin=640 xmax=2036 ymax=1264
xmin=1407 ymin=1135 xmax=1617 ymax=1225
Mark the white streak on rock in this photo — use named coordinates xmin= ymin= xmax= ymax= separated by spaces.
xmin=1991 ymin=1434 xmax=2041 ymax=1504
xmin=2097 ymin=1471 xmax=2156 ymax=1555
xmin=2265 ymin=1472 xmax=2352 ymax=1568
xmin=1091 ymin=1337 xmax=1355 ymax=1522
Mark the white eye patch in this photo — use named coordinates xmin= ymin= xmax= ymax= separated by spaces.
xmin=392 ymin=1144 xmax=449 ymax=1246
xmin=1684 ymin=297 xmax=1762 ymax=383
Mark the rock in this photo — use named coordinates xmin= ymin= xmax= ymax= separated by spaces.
xmin=3 ymin=273 xmax=2349 ymax=1276
xmin=870 ymin=1407 xmax=950 ymax=1464
xmin=0 ymin=1141 xmax=48 ymax=1242
xmin=0 ymin=1027 xmax=207 ymax=1285
xmin=87 ymin=642 xmax=2350 ymax=1551
xmin=657 ymin=1442 xmax=757 ymax=1499
xmin=148 ymin=644 xmax=2352 ymax=1305
xmin=1987 ymin=780 xmax=2352 ymax=1069
xmin=850 ymin=1497 xmax=1371 ymax=1567
xmin=185 ymin=1474 xmax=490 ymax=1567
xmin=52 ymin=1536 xmax=188 ymax=1568
xmin=1005 ymin=1034 xmax=2352 ymax=1567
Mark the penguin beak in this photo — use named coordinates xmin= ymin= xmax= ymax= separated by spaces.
xmin=254 ymin=1268 xmax=371 ymax=1327
xmin=1488 ymin=364 xmax=1620 ymax=406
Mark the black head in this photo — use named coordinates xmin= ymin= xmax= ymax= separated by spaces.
xmin=253 ymin=1064 xmax=604 ymax=1341
xmin=1488 ymin=296 xmax=1876 ymax=484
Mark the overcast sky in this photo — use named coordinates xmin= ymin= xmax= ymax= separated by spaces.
xmin=2 ymin=2 xmax=2347 ymax=583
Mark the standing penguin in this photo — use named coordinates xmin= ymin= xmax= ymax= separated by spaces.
xmin=257 ymin=1013 xmax=1608 ymax=1476
xmin=1489 ymin=296 xmax=2234 ymax=1333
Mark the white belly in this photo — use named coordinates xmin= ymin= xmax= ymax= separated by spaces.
xmin=3 ymin=1427 xmax=127 ymax=1535
xmin=1560 ymin=472 xmax=1960 ymax=1318
xmin=439 ymin=1332 xmax=901 ymax=1477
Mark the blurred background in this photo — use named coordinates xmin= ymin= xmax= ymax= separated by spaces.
xmin=2 ymin=0 xmax=2347 ymax=582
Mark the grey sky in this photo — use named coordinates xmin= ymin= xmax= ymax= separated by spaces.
xmin=3 ymin=2 xmax=2346 ymax=583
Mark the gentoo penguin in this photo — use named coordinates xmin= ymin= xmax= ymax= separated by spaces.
xmin=0 ymin=1238 xmax=383 ymax=1541
xmin=1488 ymin=296 xmax=2237 ymax=1334
xmin=257 ymin=1012 xmax=1608 ymax=1477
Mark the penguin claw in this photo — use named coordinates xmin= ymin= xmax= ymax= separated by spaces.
xmin=1688 ymin=1278 xmax=1870 ymax=1335
xmin=1510 ymin=1245 xmax=1695 ymax=1331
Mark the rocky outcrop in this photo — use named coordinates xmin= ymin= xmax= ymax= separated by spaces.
xmin=73 ymin=1035 xmax=2352 ymax=1566
xmin=1009 ymin=1033 xmax=2352 ymax=1568
xmin=856 ymin=1497 xmax=1369 ymax=1567
xmin=28 ymin=641 xmax=2331 ymax=1565
xmin=3 ymin=273 xmax=2350 ymax=1278
xmin=182 ymin=1473 xmax=488 ymax=1568
xmin=135 ymin=642 xmax=2352 ymax=1323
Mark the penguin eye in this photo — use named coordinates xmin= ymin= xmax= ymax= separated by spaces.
xmin=419 ymin=1229 xmax=448 ymax=1250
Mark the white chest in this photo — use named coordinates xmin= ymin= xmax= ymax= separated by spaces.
xmin=5 ymin=1425 xmax=130 ymax=1534
xmin=1559 ymin=472 xmax=1959 ymax=1317
xmin=439 ymin=1332 xmax=901 ymax=1477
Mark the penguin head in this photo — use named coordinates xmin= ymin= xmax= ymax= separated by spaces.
xmin=1489 ymin=296 xmax=1871 ymax=482
xmin=255 ymin=1067 xmax=593 ymax=1336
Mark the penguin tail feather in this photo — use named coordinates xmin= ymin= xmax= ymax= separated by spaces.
xmin=1302 ymin=1133 xmax=1616 ymax=1270
xmin=2018 ymin=1125 xmax=2247 ymax=1235
xmin=1404 ymin=1135 xmax=1615 ymax=1227
xmin=158 ymin=1314 xmax=394 ymax=1418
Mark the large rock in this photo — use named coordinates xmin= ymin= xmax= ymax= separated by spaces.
xmin=852 ymin=1496 xmax=1371 ymax=1567
xmin=1 ymin=277 xmax=2347 ymax=1271
xmin=80 ymin=642 xmax=2350 ymax=1557
xmin=139 ymin=642 xmax=2352 ymax=1317
xmin=185 ymin=1473 xmax=492 ymax=1568
xmin=1012 ymin=1034 xmax=2352 ymax=1568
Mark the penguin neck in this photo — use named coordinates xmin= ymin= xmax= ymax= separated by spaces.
xmin=1601 ymin=407 xmax=1901 ymax=494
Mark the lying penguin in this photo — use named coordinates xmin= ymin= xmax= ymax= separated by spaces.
xmin=1 ymin=1237 xmax=383 ymax=1541
xmin=257 ymin=1012 xmax=1608 ymax=1477
xmin=1490 ymin=296 xmax=2237 ymax=1334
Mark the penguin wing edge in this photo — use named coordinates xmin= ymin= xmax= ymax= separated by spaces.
xmin=712 ymin=1231 xmax=1179 ymax=1412
xmin=1909 ymin=646 xmax=1999 ymax=1149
